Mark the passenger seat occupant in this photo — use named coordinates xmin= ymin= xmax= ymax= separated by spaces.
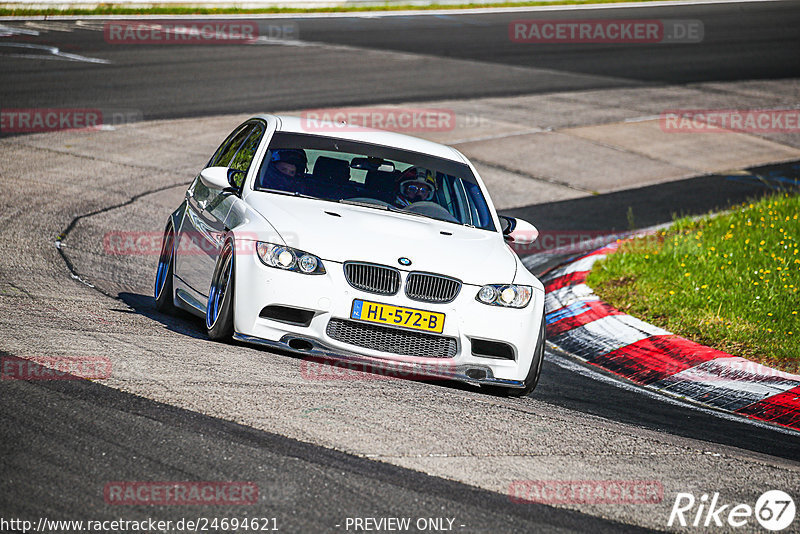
xmin=262 ymin=149 xmax=308 ymax=192
xmin=394 ymin=167 xmax=436 ymax=207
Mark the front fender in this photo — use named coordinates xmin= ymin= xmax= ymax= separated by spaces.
xmin=224 ymin=198 xmax=287 ymax=246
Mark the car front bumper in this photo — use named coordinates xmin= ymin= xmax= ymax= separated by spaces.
xmin=232 ymin=332 xmax=527 ymax=388
xmin=232 ymin=242 xmax=545 ymax=386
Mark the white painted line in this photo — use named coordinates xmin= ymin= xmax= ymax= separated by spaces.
xmin=617 ymin=314 xmax=671 ymax=336
xmin=0 ymin=42 xmax=110 ymax=63
xmin=580 ymin=313 xmax=667 ymax=345
xmin=545 ymin=253 xmax=603 ymax=279
xmin=23 ymin=20 xmax=76 ymax=31
xmin=0 ymin=23 xmax=38 ymax=36
xmin=562 ymin=253 xmax=604 ymax=274
xmin=623 ymin=115 xmax=660 ymax=123
xmin=545 ymin=283 xmax=599 ymax=313
xmin=666 ymin=357 xmax=800 ymax=390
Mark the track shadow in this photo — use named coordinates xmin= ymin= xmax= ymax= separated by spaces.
xmin=117 ymin=291 xmax=483 ymax=395
xmin=118 ymin=291 xmax=208 ymax=341
xmin=0 ymin=362 xmax=647 ymax=533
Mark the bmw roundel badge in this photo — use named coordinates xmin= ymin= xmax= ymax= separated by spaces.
xmin=398 ymin=257 xmax=412 ymax=266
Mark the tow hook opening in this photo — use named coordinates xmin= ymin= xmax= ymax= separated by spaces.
xmin=287 ymin=338 xmax=314 ymax=351
xmin=466 ymin=368 xmax=487 ymax=380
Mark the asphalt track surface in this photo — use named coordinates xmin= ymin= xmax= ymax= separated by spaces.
xmin=1 ymin=1 xmax=799 ymax=120
xmin=2 ymin=2 xmax=800 ymax=532
xmin=1 ymin=371 xmax=646 ymax=533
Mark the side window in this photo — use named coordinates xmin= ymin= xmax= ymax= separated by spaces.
xmin=436 ymin=173 xmax=463 ymax=221
xmin=208 ymin=124 xmax=247 ymax=168
xmin=450 ymin=178 xmax=473 ymax=226
xmin=209 ymin=124 xmax=254 ymax=169
xmin=462 ymin=180 xmax=495 ymax=231
xmin=228 ymin=123 xmax=266 ymax=187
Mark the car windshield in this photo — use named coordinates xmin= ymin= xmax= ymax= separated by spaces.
xmin=254 ymin=132 xmax=496 ymax=231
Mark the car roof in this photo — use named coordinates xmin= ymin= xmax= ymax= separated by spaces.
xmin=255 ymin=114 xmax=468 ymax=164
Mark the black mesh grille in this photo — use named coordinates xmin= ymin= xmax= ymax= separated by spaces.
xmin=344 ymin=262 xmax=400 ymax=295
xmin=326 ymin=319 xmax=457 ymax=358
xmin=405 ymin=272 xmax=462 ymax=303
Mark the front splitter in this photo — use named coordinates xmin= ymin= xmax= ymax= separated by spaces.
xmin=232 ymin=332 xmax=525 ymax=389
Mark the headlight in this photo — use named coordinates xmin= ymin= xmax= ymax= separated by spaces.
xmin=476 ymin=284 xmax=532 ymax=308
xmin=256 ymin=242 xmax=326 ymax=275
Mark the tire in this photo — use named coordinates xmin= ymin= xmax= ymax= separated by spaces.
xmin=206 ymin=240 xmax=235 ymax=341
xmin=487 ymin=316 xmax=546 ymax=398
xmin=154 ymin=225 xmax=176 ymax=313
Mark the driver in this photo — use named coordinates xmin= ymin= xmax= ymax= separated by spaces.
xmin=394 ymin=167 xmax=436 ymax=207
xmin=261 ymin=149 xmax=308 ymax=192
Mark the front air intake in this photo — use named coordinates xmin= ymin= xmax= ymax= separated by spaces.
xmin=470 ymin=338 xmax=515 ymax=360
xmin=259 ymin=305 xmax=315 ymax=327
xmin=326 ymin=319 xmax=457 ymax=358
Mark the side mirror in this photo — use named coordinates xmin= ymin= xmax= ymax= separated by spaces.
xmin=200 ymin=167 xmax=245 ymax=192
xmin=500 ymin=216 xmax=539 ymax=245
xmin=499 ymin=215 xmax=516 ymax=235
xmin=199 ymin=167 xmax=232 ymax=190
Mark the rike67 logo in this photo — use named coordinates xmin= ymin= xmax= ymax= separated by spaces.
xmin=668 ymin=490 xmax=795 ymax=531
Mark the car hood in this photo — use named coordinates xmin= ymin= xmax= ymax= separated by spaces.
xmin=245 ymin=193 xmax=517 ymax=285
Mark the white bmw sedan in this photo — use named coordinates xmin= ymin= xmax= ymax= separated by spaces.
xmin=154 ymin=114 xmax=546 ymax=395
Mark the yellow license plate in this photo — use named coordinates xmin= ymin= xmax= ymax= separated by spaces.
xmin=351 ymin=299 xmax=445 ymax=334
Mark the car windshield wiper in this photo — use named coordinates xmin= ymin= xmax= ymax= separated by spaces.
xmin=397 ymin=207 xmax=470 ymax=226
xmin=261 ymin=188 xmax=320 ymax=200
xmin=339 ymin=199 xmax=435 ymax=219
xmin=337 ymin=198 xmax=461 ymax=225
xmin=338 ymin=198 xmax=424 ymax=216
xmin=338 ymin=198 xmax=393 ymax=210
xmin=394 ymin=207 xmax=447 ymax=223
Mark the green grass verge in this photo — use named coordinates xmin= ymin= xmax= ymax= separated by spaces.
xmin=586 ymin=193 xmax=800 ymax=370
xmin=0 ymin=0 xmax=677 ymax=17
